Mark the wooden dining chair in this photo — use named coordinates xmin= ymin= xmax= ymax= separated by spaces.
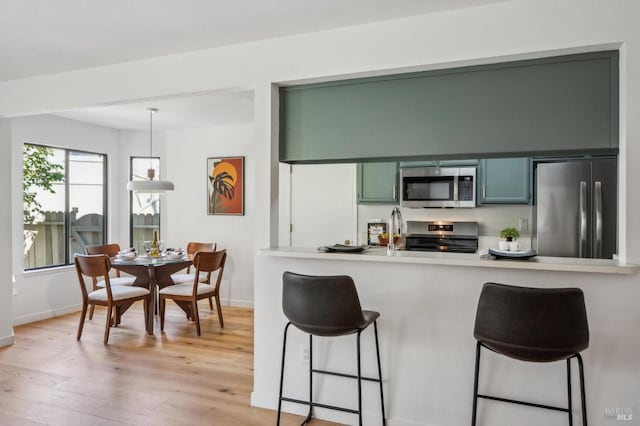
xmin=160 ymin=250 xmax=226 ymax=335
xmin=75 ymin=254 xmax=150 ymax=344
xmin=171 ymin=242 xmax=216 ymax=283
xmin=85 ymin=243 xmax=136 ymax=320
xmin=171 ymin=242 xmax=217 ymax=310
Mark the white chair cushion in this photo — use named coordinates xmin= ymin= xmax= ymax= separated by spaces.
xmin=88 ymin=286 xmax=149 ymax=302
xmin=96 ymin=276 xmax=136 ymax=288
xmin=159 ymin=282 xmax=216 ymax=297
xmin=171 ymin=271 xmax=218 ymax=284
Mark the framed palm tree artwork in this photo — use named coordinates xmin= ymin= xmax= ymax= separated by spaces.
xmin=207 ymin=156 xmax=244 ymax=215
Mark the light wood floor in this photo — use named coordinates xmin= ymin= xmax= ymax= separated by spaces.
xmin=0 ymin=302 xmax=338 ymax=425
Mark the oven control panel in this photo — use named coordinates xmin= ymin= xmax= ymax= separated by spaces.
xmin=428 ymin=224 xmax=454 ymax=232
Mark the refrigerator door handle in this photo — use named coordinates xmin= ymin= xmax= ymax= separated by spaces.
xmin=594 ymin=181 xmax=603 ymax=258
xmin=579 ymin=181 xmax=587 ymax=258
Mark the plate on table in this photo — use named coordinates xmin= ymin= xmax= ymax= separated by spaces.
xmin=115 ymin=253 xmax=137 ymax=261
xmin=318 ymin=244 xmax=370 ymax=253
xmin=166 ymin=253 xmax=185 ymax=260
xmin=488 ymin=248 xmax=537 ymax=260
xmin=135 ymin=255 xmax=165 ymax=261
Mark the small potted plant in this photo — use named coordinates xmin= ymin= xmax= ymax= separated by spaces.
xmin=499 ymin=227 xmax=520 ymax=251
xmin=499 ymin=227 xmax=520 ymax=242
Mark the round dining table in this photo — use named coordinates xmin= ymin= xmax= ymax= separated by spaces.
xmin=111 ymin=256 xmax=192 ymax=334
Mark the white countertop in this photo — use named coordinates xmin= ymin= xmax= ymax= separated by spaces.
xmin=258 ymin=246 xmax=638 ymax=275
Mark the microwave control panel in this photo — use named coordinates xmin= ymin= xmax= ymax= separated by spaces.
xmin=458 ymin=176 xmax=474 ymax=201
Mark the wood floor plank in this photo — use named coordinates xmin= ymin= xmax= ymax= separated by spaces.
xmin=0 ymin=303 xmax=340 ymax=426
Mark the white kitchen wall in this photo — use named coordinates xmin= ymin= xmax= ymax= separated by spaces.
xmin=10 ymin=115 xmax=122 ymax=325
xmin=289 ymin=164 xmax=357 ymax=247
xmin=164 ymin=123 xmax=255 ymax=307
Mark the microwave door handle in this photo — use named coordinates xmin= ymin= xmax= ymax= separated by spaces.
xmin=453 ymin=176 xmax=459 ymax=201
xmin=594 ymin=181 xmax=603 ymax=258
xmin=579 ymin=181 xmax=587 ymax=258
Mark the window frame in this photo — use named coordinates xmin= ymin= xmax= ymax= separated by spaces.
xmin=23 ymin=143 xmax=108 ymax=271
xmin=129 ymin=156 xmax=162 ymax=250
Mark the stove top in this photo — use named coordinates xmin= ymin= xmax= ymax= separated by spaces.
xmin=405 ymin=221 xmax=479 ymax=253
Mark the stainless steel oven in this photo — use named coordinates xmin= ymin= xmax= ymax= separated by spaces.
xmin=405 ymin=221 xmax=479 ymax=253
xmin=401 ymin=166 xmax=476 ymax=208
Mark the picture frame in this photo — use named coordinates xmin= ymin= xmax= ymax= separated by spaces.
xmin=207 ymin=156 xmax=244 ymax=215
xmin=367 ymin=220 xmax=386 ymax=246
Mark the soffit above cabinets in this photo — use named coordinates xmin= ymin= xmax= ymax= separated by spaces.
xmin=280 ymin=50 xmax=619 ymax=164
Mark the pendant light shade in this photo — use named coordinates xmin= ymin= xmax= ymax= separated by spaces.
xmin=126 ymin=178 xmax=175 ymax=192
xmin=127 ymin=108 xmax=174 ymax=193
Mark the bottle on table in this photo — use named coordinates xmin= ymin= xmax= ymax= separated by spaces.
xmin=150 ymin=230 xmax=160 ymax=257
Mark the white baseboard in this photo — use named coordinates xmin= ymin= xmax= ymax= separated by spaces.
xmin=251 ymin=391 xmax=398 ymax=425
xmin=13 ymin=304 xmax=81 ymax=326
xmin=0 ymin=330 xmax=15 ymax=348
xmin=12 ymin=298 xmax=254 ymax=327
xmin=223 ymin=298 xmax=253 ymax=308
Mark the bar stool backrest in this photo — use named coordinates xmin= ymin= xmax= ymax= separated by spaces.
xmin=282 ymin=271 xmax=367 ymax=337
xmin=473 ymin=282 xmax=589 ymax=362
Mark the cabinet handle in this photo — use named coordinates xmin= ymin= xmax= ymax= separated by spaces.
xmin=482 ymin=185 xmax=486 ymax=199
xmin=393 ymin=186 xmax=397 ymax=200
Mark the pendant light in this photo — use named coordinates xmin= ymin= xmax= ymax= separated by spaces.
xmin=127 ymin=108 xmax=174 ymax=193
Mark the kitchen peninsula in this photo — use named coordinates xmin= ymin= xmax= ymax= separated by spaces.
xmin=252 ymin=248 xmax=638 ymax=426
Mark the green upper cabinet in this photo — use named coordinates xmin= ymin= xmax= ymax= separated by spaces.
xmin=280 ymin=51 xmax=618 ymax=163
xmin=479 ymin=158 xmax=531 ymax=204
xmin=357 ymin=162 xmax=399 ymax=204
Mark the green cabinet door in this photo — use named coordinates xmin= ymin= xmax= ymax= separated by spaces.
xmin=479 ymin=158 xmax=531 ymax=204
xmin=357 ymin=162 xmax=399 ymax=204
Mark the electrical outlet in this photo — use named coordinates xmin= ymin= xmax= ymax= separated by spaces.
xmin=519 ymin=218 xmax=529 ymax=232
xmin=12 ymin=288 xmax=18 ymax=296
xmin=299 ymin=344 xmax=310 ymax=362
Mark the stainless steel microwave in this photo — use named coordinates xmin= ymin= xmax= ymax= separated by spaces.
xmin=400 ymin=166 xmax=476 ymax=208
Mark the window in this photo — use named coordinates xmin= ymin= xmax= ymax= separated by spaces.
xmin=23 ymin=144 xmax=107 ymax=270
xmin=129 ymin=157 xmax=161 ymax=253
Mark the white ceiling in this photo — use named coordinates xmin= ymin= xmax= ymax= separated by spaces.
xmin=55 ymin=90 xmax=255 ymax=130
xmin=1 ymin=0 xmax=505 ymax=82
xmin=4 ymin=0 xmax=505 ymax=129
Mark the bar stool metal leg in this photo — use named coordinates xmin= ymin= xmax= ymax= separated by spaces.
xmin=471 ymin=341 xmax=481 ymax=426
xmin=567 ymin=358 xmax=573 ymax=426
xmin=277 ymin=322 xmax=291 ymax=426
xmin=302 ymin=334 xmax=313 ymax=425
xmin=357 ymin=330 xmax=363 ymax=426
xmin=374 ymin=321 xmax=387 ymax=425
xmin=577 ymin=354 xmax=588 ymax=426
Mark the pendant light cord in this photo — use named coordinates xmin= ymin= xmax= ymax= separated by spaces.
xmin=148 ymin=107 xmax=157 ymax=170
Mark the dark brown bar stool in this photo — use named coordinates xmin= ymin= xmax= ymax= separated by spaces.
xmin=277 ymin=271 xmax=386 ymax=426
xmin=471 ymin=282 xmax=589 ymax=426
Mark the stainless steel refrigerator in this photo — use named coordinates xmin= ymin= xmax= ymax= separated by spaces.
xmin=534 ymin=158 xmax=617 ymax=258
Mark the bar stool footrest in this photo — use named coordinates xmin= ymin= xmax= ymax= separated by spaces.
xmin=280 ymin=397 xmax=359 ymax=414
xmin=312 ymin=368 xmax=381 ymax=383
xmin=478 ymin=394 xmax=570 ymax=413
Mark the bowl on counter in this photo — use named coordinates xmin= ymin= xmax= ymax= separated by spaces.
xmin=378 ymin=235 xmax=399 ymax=246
